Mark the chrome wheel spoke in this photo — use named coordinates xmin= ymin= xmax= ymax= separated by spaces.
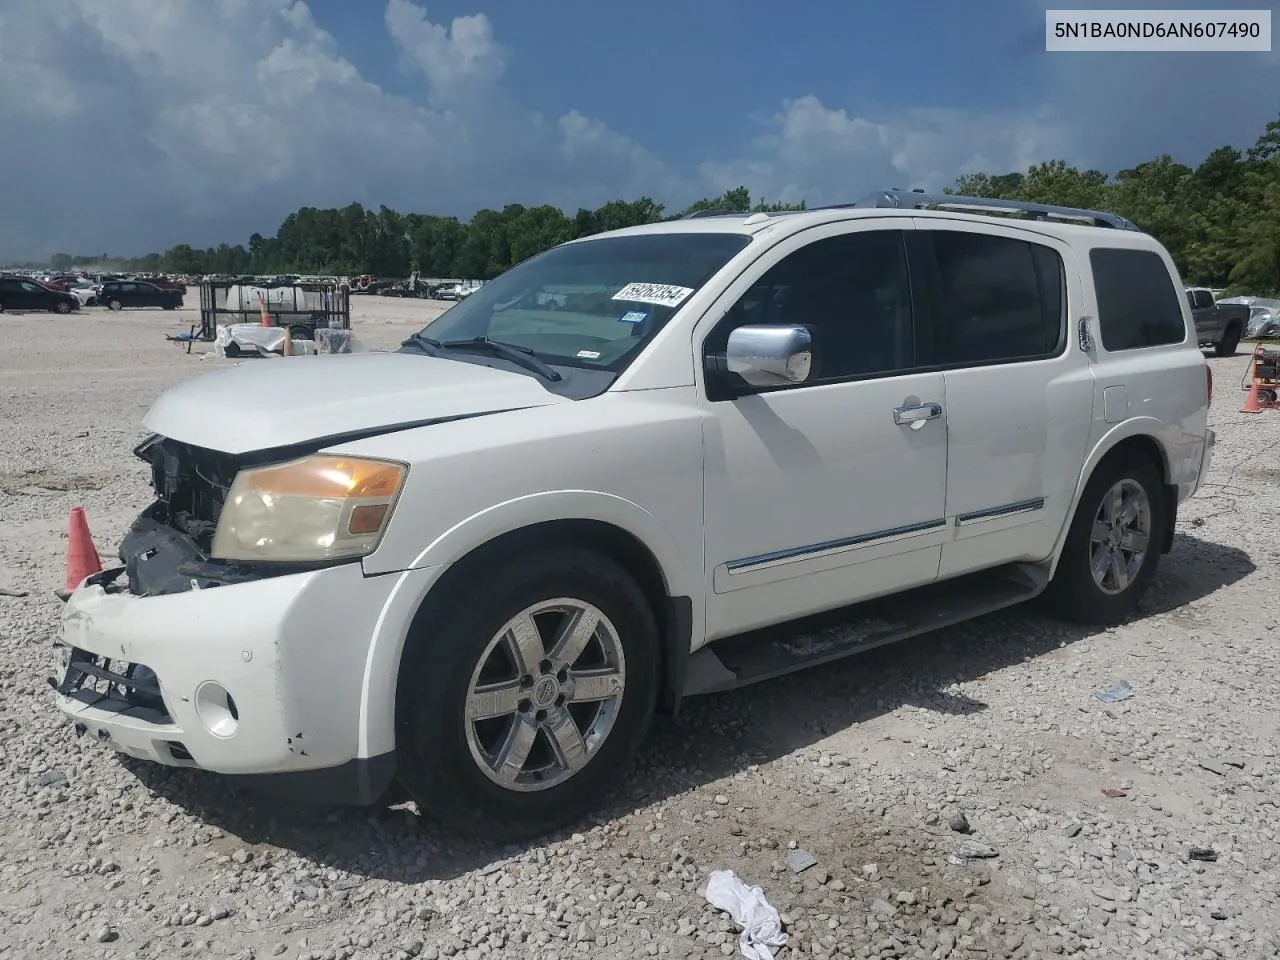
xmin=504 ymin=613 xmax=546 ymax=677
xmin=548 ymin=607 xmax=600 ymax=669
xmin=466 ymin=679 xmax=524 ymax=721
xmin=1091 ymin=546 xmax=1113 ymax=583
xmin=1117 ymin=494 xmax=1141 ymax=527
xmin=1090 ymin=521 xmax=1111 ymax=544
xmin=545 ymin=706 xmax=588 ymax=770
xmin=494 ymin=714 xmax=538 ymax=784
xmin=568 ymin=667 xmax=622 ymax=703
xmin=1121 ymin=529 xmax=1148 ymax=553
xmin=1106 ymin=486 xmax=1124 ymax=523
xmin=1108 ymin=550 xmax=1131 ymax=591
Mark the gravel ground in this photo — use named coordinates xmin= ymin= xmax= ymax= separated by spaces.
xmin=2 ymin=298 xmax=1278 ymax=960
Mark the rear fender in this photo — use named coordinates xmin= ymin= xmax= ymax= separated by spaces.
xmin=1045 ymin=418 xmax=1176 ymax=579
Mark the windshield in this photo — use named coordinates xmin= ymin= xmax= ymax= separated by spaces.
xmin=410 ymin=232 xmax=751 ymax=375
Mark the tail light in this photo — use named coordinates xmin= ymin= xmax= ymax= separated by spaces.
xmin=1206 ymin=364 xmax=1213 ymax=407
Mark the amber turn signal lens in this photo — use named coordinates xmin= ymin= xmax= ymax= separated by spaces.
xmin=347 ymin=503 xmax=391 ymax=536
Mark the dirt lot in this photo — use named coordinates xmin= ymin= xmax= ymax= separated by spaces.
xmin=2 ymin=297 xmax=1278 ymax=960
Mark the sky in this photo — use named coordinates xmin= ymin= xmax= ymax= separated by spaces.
xmin=0 ymin=0 xmax=1276 ymax=262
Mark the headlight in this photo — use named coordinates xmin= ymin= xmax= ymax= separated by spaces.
xmin=210 ymin=455 xmax=406 ymax=563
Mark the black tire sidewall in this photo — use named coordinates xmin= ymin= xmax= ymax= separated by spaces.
xmin=1047 ymin=452 xmax=1166 ymax=624
xmin=397 ymin=548 xmax=659 ymax=838
xmin=109 ymin=300 xmax=122 ymax=311
xmin=1216 ymin=326 xmax=1239 ymax=356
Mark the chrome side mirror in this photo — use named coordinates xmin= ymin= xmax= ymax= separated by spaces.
xmin=721 ymin=324 xmax=815 ymax=386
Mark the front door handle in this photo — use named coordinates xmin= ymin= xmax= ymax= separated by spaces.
xmin=893 ymin=401 xmax=943 ymax=429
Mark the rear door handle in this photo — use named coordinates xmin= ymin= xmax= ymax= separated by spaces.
xmin=893 ymin=401 xmax=943 ymax=429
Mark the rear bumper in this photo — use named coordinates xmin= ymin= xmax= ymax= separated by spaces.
xmin=1193 ymin=428 xmax=1215 ymax=498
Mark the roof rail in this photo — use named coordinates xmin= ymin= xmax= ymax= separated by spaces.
xmin=841 ymin=189 xmax=1142 ymax=231
xmin=680 ymin=209 xmax=752 ymax=220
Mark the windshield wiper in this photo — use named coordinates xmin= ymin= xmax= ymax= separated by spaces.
xmin=400 ymin=333 xmax=562 ymax=382
xmin=437 ymin=336 xmax=563 ymax=382
xmin=401 ymin=332 xmax=441 ymax=350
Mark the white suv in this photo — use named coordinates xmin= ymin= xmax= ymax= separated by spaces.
xmin=51 ymin=190 xmax=1215 ymax=839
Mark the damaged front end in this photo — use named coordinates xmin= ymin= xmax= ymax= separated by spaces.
xmin=109 ymin=435 xmax=318 ymax=597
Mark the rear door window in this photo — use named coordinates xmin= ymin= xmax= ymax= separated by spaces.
xmin=925 ymin=230 xmax=1066 ymax=365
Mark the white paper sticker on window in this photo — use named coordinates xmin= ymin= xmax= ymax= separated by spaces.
xmin=611 ymin=282 xmax=694 ymax=308
xmin=576 ymin=349 xmax=601 ymax=359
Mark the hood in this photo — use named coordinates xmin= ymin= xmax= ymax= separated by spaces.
xmin=144 ymin=352 xmax=568 ymax=454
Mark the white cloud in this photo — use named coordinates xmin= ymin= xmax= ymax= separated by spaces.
xmin=0 ymin=0 xmax=1275 ymax=261
xmin=698 ymin=96 xmax=1072 ymax=209
xmin=384 ymin=0 xmax=505 ymax=103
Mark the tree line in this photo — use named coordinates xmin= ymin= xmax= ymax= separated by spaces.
xmin=46 ymin=111 xmax=1280 ymax=295
xmin=47 ymin=189 xmax=802 ymax=281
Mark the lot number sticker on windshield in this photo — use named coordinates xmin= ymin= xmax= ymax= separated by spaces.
xmin=618 ymin=310 xmax=648 ymax=324
xmin=612 ymin=282 xmax=694 ymax=308
xmin=576 ymin=349 xmax=601 ymax=359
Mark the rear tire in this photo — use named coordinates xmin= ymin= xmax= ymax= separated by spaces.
xmin=108 ymin=299 xmax=123 ymax=311
xmin=395 ymin=547 xmax=659 ymax=841
xmin=1214 ymin=324 xmax=1240 ymax=357
xmin=55 ymin=301 xmax=72 ymax=314
xmin=1043 ymin=450 xmax=1166 ymax=625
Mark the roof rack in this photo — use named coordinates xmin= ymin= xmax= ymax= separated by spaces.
xmin=680 ymin=209 xmax=752 ymax=220
xmin=839 ymin=189 xmax=1141 ymax=231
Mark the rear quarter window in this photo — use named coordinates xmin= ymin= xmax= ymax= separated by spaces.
xmin=1090 ymin=248 xmax=1186 ymax=351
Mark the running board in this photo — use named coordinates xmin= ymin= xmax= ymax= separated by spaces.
xmin=682 ymin=563 xmax=1048 ymax=697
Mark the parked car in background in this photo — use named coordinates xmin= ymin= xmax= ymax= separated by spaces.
xmin=98 ymin=279 xmax=185 ymax=311
xmin=68 ymin=282 xmax=100 ymax=307
xmin=1220 ymin=296 xmax=1280 ymax=340
xmin=0 ymin=275 xmax=80 ymax=313
xmin=1185 ymin=286 xmax=1251 ymax=355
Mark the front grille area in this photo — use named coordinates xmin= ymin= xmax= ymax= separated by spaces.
xmin=51 ymin=647 xmax=172 ymax=725
xmin=136 ymin=435 xmax=242 ymax=550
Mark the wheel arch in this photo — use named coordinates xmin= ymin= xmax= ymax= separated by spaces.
xmin=359 ymin=498 xmax=701 ymax=763
xmin=399 ymin=517 xmax=693 ymax=713
xmin=1046 ymin=420 xmax=1177 ymax=578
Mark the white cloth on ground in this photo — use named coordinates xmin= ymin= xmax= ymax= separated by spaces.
xmin=704 ymin=869 xmax=789 ymax=960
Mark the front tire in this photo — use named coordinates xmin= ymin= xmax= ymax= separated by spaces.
xmin=55 ymin=300 xmax=72 ymax=314
xmin=395 ymin=547 xmax=659 ymax=840
xmin=107 ymin=299 xmax=123 ymax=311
xmin=1043 ymin=451 xmax=1166 ymax=625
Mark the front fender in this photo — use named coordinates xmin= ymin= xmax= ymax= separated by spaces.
xmin=407 ymin=490 xmax=697 ymax=600
xmin=354 ymin=490 xmax=700 ymax=760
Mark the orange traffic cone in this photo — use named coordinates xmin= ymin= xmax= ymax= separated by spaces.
xmin=56 ymin=506 xmax=102 ymax=600
xmin=1241 ymin=381 xmax=1264 ymax=414
xmin=258 ymin=293 xmax=272 ymax=327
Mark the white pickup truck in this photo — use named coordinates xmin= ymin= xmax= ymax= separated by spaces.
xmin=51 ymin=191 xmax=1215 ymax=839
